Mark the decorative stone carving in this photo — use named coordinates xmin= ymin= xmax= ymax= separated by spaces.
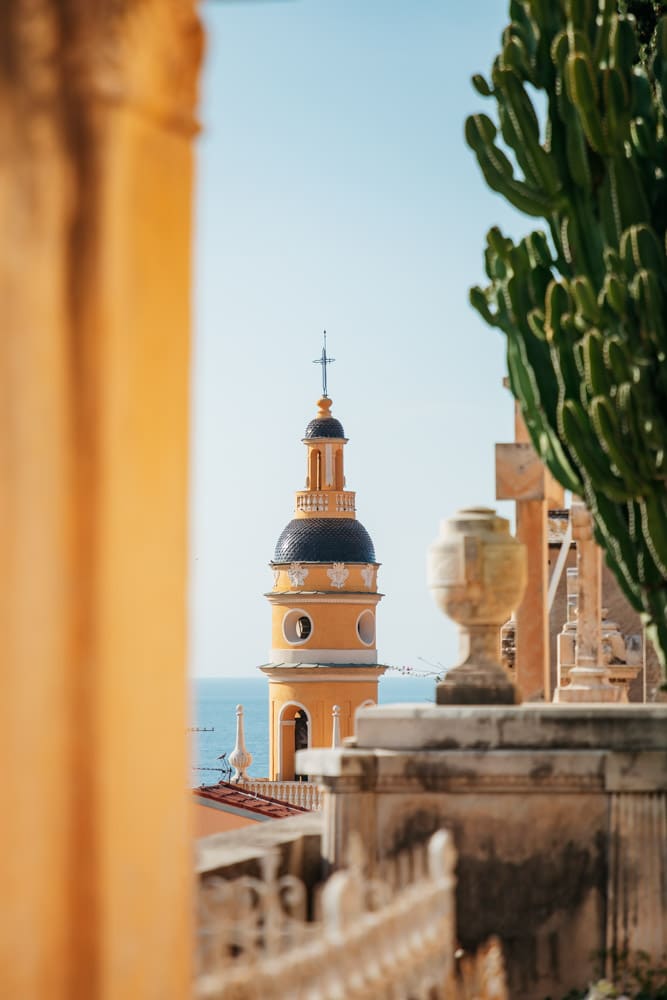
xmin=327 ymin=562 xmax=349 ymax=589
xmin=288 ymin=562 xmax=309 ymax=587
xmin=272 ymin=568 xmax=280 ymax=588
xmin=228 ymin=704 xmax=253 ymax=782
xmin=427 ymin=507 xmax=526 ymax=704
xmin=361 ymin=564 xmax=375 ymax=589
xmin=197 ymin=830 xmax=466 ymax=999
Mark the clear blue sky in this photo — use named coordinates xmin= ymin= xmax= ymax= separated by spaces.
xmin=190 ymin=0 xmax=526 ymax=678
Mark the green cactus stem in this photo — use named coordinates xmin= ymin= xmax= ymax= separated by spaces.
xmin=468 ymin=1 xmax=667 ymax=674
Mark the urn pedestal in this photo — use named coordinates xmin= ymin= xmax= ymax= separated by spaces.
xmin=427 ymin=507 xmax=526 ymax=705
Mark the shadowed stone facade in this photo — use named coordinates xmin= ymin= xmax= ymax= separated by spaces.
xmin=299 ymin=703 xmax=667 ymax=1000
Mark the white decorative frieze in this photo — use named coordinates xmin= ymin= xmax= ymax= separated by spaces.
xmin=273 ymin=569 xmax=281 ymax=588
xmin=361 ymin=564 xmax=375 ymax=589
xmin=327 ymin=562 xmax=349 ymax=589
xmin=288 ymin=562 xmax=309 ymax=587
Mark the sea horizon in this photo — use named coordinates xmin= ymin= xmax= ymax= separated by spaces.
xmin=191 ymin=673 xmax=438 ymax=786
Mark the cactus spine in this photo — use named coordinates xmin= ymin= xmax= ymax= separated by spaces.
xmin=467 ymin=0 xmax=667 ymax=673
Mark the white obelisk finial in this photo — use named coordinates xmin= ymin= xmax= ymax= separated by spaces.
xmin=229 ymin=704 xmax=253 ymax=782
xmin=331 ymin=705 xmax=341 ymax=748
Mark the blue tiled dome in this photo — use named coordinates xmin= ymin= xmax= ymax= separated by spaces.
xmin=273 ymin=517 xmax=376 ymax=563
xmin=304 ymin=416 xmax=345 ymax=439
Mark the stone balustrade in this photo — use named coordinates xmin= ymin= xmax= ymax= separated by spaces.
xmin=239 ymin=778 xmax=323 ymax=811
xmin=334 ymin=491 xmax=355 ymax=512
xmin=196 ymin=828 xmax=506 ymax=1000
xmin=295 ymin=490 xmax=355 ymax=514
xmin=296 ymin=491 xmax=329 ymax=512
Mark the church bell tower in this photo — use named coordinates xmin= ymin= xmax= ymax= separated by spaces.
xmin=260 ymin=338 xmax=386 ymax=780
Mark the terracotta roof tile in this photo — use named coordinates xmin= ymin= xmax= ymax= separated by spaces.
xmin=194 ymin=781 xmax=307 ymax=820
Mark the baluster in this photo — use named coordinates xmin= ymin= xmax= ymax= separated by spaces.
xmin=195 ymin=828 xmax=461 ymax=1000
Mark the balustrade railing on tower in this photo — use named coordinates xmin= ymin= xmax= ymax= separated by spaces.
xmin=294 ymin=490 xmax=356 ymax=515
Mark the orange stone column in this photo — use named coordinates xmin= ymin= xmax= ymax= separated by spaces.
xmin=0 ymin=6 xmax=203 ymax=1000
xmin=495 ymin=406 xmax=551 ymax=700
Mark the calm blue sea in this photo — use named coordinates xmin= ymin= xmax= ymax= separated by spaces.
xmin=191 ymin=675 xmax=436 ymax=786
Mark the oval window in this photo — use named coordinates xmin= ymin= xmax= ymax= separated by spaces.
xmin=357 ymin=610 xmax=375 ymax=646
xmin=282 ymin=609 xmax=313 ymax=645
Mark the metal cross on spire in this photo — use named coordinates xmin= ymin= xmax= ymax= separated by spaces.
xmin=313 ymin=330 xmax=335 ymax=398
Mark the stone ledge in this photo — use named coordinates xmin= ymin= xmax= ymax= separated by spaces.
xmin=299 ymin=746 xmax=667 ymax=794
xmin=350 ymin=703 xmax=667 ymax=751
xmin=196 ymin=812 xmax=323 ymax=883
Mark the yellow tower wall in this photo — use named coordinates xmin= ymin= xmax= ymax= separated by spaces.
xmin=270 ymin=600 xmax=378 ymax=655
xmin=263 ymin=396 xmax=386 ymax=781
xmin=265 ymin=673 xmax=381 ymax=780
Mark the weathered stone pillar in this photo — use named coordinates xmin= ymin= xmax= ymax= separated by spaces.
xmin=554 ymin=503 xmax=623 ymax=703
xmin=495 ymin=405 xmax=551 ymax=700
xmin=0 ymin=5 xmax=203 ymax=999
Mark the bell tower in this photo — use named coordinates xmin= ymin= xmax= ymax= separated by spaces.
xmin=260 ymin=339 xmax=386 ymax=780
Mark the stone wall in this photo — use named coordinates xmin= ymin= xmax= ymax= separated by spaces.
xmin=196 ymin=812 xmax=324 ymax=890
xmin=299 ymin=703 xmax=667 ymax=1000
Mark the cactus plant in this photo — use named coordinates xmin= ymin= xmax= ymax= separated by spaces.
xmin=467 ymin=0 xmax=667 ymax=672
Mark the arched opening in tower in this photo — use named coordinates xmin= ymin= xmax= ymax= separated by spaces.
xmin=308 ymin=448 xmax=318 ymax=490
xmin=278 ymin=702 xmax=311 ymax=781
xmin=294 ymin=711 xmax=308 ymax=780
xmin=334 ymin=448 xmax=343 ymax=490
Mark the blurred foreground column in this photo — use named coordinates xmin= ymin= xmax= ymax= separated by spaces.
xmin=0 ymin=5 xmax=203 ymax=999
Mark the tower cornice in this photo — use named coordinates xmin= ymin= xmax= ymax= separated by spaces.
xmin=265 ymin=592 xmax=384 ymax=605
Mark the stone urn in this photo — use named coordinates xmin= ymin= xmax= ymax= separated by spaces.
xmin=427 ymin=507 xmax=526 ymax=704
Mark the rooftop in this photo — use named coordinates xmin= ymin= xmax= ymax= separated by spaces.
xmin=195 ymin=781 xmax=308 ymax=821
